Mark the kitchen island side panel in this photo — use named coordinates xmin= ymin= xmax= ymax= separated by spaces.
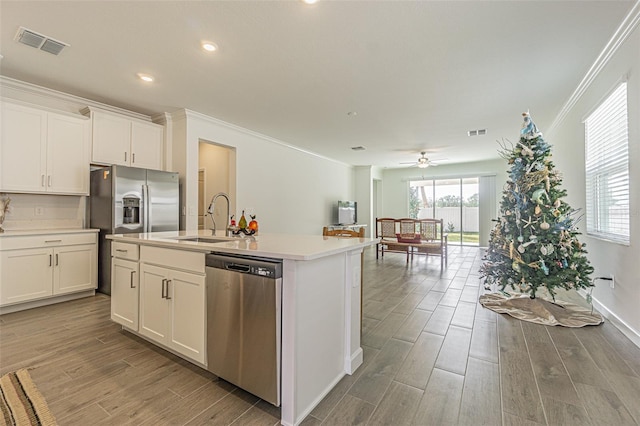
xmin=281 ymin=250 xmax=362 ymax=426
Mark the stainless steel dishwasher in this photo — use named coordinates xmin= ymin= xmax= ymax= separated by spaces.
xmin=205 ymin=253 xmax=282 ymax=406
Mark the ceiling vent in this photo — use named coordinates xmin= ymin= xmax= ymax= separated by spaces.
xmin=15 ymin=27 xmax=69 ymax=55
xmin=467 ymin=129 xmax=487 ymax=137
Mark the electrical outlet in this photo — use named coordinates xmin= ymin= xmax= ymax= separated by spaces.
xmin=610 ymin=274 xmax=615 ymax=289
xmin=35 ymin=207 xmax=44 ymax=216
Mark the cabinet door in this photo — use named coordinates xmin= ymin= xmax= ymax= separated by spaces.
xmin=47 ymin=113 xmax=90 ymax=194
xmin=111 ymin=258 xmax=139 ymax=330
xmin=139 ymin=263 xmax=170 ymax=344
xmin=0 ymin=248 xmax=53 ymax=306
xmin=168 ymin=269 xmax=206 ymax=363
xmin=130 ymin=121 xmax=163 ymax=170
xmin=53 ymin=244 xmax=97 ymax=295
xmin=0 ymin=103 xmax=47 ymax=192
xmin=91 ymin=111 xmax=131 ymax=166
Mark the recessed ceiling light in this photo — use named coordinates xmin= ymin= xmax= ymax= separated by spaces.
xmin=302 ymin=0 xmax=319 ymax=4
xmin=137 ymin=73 xmax=154 ymax=83
xmin=347 ymin=111 xmax=357 ymax=117
xmin=202 ymin=41 xmax=218 ymax=52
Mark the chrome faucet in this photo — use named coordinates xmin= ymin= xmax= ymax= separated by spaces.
xmin=207 ymin=192 xmax=230 ymax=236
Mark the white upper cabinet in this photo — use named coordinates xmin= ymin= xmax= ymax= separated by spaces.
xmin=88 ymin=109 xmax=164 ymax=170
xmin=0 ymin=102 xmax=89 ymax=195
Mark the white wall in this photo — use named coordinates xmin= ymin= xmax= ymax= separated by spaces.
xmin=170 ymin=110 xmax=355 ymax=235
xmin=550 ymin=19 xmax=640 ymax=342
xmin=380 ymin=159 xmax=507 ymax=246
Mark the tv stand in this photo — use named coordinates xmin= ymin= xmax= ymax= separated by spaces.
xmin=328 ymin=224 xmax=367 ymax=230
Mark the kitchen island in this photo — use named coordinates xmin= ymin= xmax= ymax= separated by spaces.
xmin=106 ymin=229 xmax=377 ymax=426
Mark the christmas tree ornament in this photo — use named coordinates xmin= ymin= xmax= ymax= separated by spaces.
xmin=534 ymin=205 xmax=542 ymax=215
xmin=531 ymin=188 xmax=548 ymax=204
xmin=540 ymin=220 xmax=550 ymax=230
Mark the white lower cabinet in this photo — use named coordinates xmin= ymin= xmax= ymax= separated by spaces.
xmin=0 ymin=248 xmax=53 ymax=305
xmin=138 ymin=262 xmax=206 ymax=364
xmin=111 ymin=257 xmax=139 ymax=330
xmin=0 ymin=232 xmax=98 ymax=308
xmin=53 ymin=244 xmax=97 ymax=295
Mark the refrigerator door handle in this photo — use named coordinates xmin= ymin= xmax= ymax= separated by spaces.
xmin=142 ymin=184 xmax=149 ymax=233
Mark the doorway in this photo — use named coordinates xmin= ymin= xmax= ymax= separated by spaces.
xmin=198 ymin=141 xmax=236 ymax=230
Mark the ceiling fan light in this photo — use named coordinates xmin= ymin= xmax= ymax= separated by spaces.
xmin=418 ymin=163 xmax=429 ymax=169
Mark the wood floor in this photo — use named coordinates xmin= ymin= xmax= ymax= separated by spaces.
xmin=1 ymin=246 xmax=639 ymax=425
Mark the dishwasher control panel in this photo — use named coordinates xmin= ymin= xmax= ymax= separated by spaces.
xmin=207 ymin=253 xmax=282 ymax=279
xmin=255 ymin=266 xmax=276 ymax=278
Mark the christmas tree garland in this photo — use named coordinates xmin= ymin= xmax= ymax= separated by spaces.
xmin=480 ymin=112 xmax=594 ymax=300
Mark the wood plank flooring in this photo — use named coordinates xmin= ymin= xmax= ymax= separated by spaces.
xmin=1 ymin=246 xmax=639 ymax=425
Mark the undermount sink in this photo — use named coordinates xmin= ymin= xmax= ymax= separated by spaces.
xmin=175 ymin=237 xmax=228 ymax=244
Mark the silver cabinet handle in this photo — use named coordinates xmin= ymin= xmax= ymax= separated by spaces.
xmin=161 ymin=278 xmax=167 ymax=298
xmin=115 ymin=249 xmax=128 ymax=253
xmin=41 ymin=175 xmax=45 ymax=187
xmin=166 ymin=280 xmax=172 ymax=300
xmin=48 ymin=175 xmax=52 ymax=187
xmin=45 ymin=240 xmax=62 ymax=243
xmin=124 ymin=151 xmax=127 ymax=162
xmin=130 ymin=271 xmax=136 ymax=288
xmin=132 ymin=153 xmax=135 ymax=163
xmin=49 ymin=254 xmax=52 ymax=267
xmin=55 ymin=253 xmax=58 ymax=266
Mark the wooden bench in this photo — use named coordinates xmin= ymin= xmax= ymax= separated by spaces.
xmin=375 ymin=217 xmax=448 ymax=271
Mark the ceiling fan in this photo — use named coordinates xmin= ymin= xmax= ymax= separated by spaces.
xmin=400 ymin=151 xmax=439 ymax=168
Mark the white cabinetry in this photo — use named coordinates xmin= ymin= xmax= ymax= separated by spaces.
xmin=0 ymin=102 xmax=90 ymax=195
xmin=0 ymin=232 xmax=98 ymax=309
xmin=111 ymin=242 xmax=139 ymax=330
xmin=138 ymin=246 xmax=205 ymax=364
xmin=87 ymin=109 xmax=163 ymax=170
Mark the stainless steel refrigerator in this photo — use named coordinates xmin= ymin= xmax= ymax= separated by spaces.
xmin=90 ymin=165 xmax=179 ymax=294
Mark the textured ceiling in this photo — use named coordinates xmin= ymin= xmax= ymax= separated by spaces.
xmin=0 ymin=1 xmax=635 ymax=168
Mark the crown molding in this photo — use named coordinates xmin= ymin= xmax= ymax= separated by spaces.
xmin=168 ymin=108 xmax=353 ymax=168
xmin=548 ymin=1 xmax=640 ymax=135
xmin=0 ymin=76 xmax=153 ymax=121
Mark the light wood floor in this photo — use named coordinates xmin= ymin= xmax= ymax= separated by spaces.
xmin=1 ymin=246 xmax=639 ymax=425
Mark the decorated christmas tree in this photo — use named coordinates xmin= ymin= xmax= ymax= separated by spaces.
xmin=480 ymin=112 xmax=594 ymax=300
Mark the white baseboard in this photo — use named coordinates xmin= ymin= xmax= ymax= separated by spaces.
xmin=345 ymin=347 xmax=364 ymax=374
xmin=578 ymin=289 xmax=640 ymax=349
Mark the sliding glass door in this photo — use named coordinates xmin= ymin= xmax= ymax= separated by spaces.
xmin=409 ymin=177 xmax=479 ymax=246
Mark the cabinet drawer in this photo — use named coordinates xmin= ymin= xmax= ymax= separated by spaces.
xmin=0 ymin=232 xmax=97 ymax=250
xmin=111 ymin=242 xmax=139 ymax=261
xmin=140 ymin=245 xmax=204 ymax=274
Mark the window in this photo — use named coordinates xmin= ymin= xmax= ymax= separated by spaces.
xmin=584 ymin=81 xmax=629 ymax=244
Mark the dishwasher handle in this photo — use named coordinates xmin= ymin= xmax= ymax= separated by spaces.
xmin=226 ymin=263 xmax=251 ymax=273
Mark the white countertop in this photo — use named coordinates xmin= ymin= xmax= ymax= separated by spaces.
xmin=107 ymin=229 xmax=379 ymax=261
xmin=0 ymin=228 xmax=99 ymax=237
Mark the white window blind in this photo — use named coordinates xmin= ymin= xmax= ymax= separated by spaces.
xmin=584 ymin=82 xmax=629 ymax=244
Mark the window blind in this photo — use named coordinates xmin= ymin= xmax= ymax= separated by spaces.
xmin=584 ymin=82 xmax=629 ymax=244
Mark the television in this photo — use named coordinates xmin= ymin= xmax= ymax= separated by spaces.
xmin=337 ymin=201 xmax=357 ymax=225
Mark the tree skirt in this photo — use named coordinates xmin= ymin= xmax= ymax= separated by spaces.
xmin=479 ymin=293 xmax=603 ymax=327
